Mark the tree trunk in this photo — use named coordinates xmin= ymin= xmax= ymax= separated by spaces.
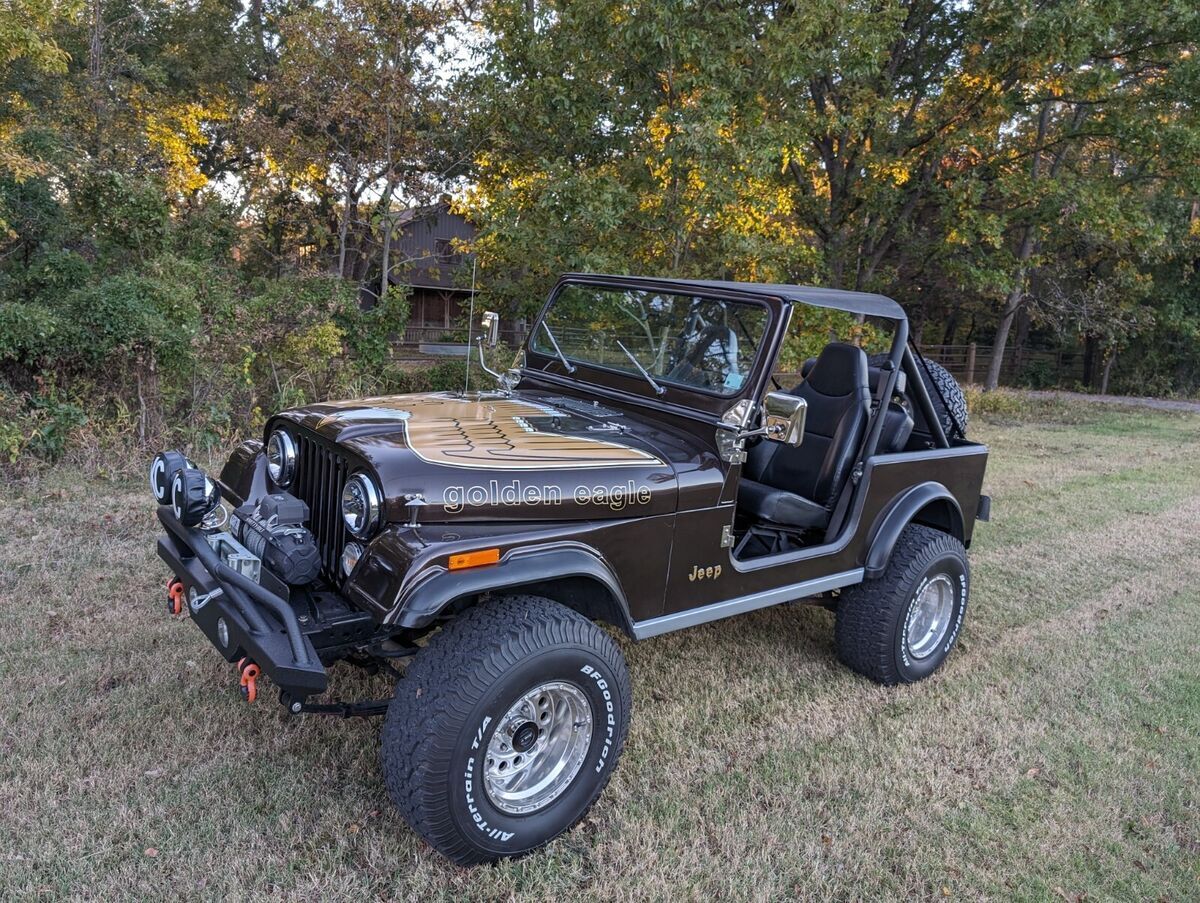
xmin=985 ymin=226 xmax=1035 ymax=390
xmin=1100 ymin=350 xmax=1116 ymax=395
xmin=378 ymin=216 xmax=392 ymax=307
xmin=88 ymin=0 xmax=105 ymax=155
xmin=337 ymin=166 xmax=358 ymax=278
xmin=1082 ymin=334 xmax=1098 ymax=388
xmin=940 ymin=310 xmax=959 ymax=346
xmin=986 ymin=101 xmax=1067 ymax=391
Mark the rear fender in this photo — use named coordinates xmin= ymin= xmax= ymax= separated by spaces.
xmin=863 ymin=481 xmax=964 ymax=579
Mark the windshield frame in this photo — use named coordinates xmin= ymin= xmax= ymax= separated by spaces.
xmin=525 ymin=276 xmax=779 ymax=403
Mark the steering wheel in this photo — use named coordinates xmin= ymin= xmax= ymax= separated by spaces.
xmin=667 ymin=323 xmax=740 ymax=388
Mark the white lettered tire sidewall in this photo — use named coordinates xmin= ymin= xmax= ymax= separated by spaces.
xmin=894 ymin=551 xmax=968 ymax=682
xmin=450 ymin=646 xmax=625 ymax=859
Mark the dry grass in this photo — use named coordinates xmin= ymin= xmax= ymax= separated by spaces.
xmin=2 ymin=400 xmax=1199 ymax=901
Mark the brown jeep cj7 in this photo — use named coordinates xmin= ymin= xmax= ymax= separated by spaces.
xmin=150 ymin=274 xmax=990 ymax=863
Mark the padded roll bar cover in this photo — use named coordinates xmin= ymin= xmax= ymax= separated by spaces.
xmin=862 ymin=481 xmax=964 ymax=579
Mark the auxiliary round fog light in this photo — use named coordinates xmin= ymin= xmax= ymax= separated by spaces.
xmin=149 ymin=450 xmax=194 ymax=505
xmin=216 ymin=617 xmax=229 ymax=649
xmin=341 ymin=541 xmax=364 ymax=577
xmin=171 ymin=467 xmax=220 ymax=527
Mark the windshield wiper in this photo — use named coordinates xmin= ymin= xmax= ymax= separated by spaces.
xmin=540 ymin=321 xmax=576 ymax=373
xmin=616 ymin=340 xmax=666 ymax=396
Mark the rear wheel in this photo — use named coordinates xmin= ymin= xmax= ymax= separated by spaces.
xmin=380 ymin=595 xmax=632 ymax=864
xmin=835 ymin=524 xmax=969 ymax=685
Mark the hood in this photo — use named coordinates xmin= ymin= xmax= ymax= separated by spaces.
xmin=276 ymin=391 xmax=682 ymax=522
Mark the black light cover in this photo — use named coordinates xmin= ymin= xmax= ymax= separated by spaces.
xmin=149 ymin=450 xmax=194 ymax=505
xmin=171 ymin=467 xmax=220 ymax=527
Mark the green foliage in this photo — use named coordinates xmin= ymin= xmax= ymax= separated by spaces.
xmin=3 ymin=0 xmax=1200 ymax=468
xmin=0 ymin=301 xmax=64 ymax=363
xmin=72 ymin=170 xmax=172 ymax=263
xmin=336 ymin=287 xmax=411 ymax=370
xmin=0 ymin=384 xmax=87 ymax=463
xmin=1016 ymin=359 xmax=1057 ymax=391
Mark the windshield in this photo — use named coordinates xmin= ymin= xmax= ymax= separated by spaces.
xmin=532 ymin=284 xmax=770 ymax=395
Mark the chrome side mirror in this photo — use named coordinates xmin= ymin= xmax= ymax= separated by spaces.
xmin=480 ymin=310 xmax=500 ymax=347
xmin=763 ymin=392 xmax=807 ymax=446
xmin=500 ymin=368 xmax=521 ymax=391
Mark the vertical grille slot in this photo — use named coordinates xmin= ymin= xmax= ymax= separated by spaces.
xmin=291 ymin=433 xmax=351 ymax=581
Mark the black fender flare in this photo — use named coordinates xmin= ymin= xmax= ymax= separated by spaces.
xmin=217 ymin=439 xmax=267 ymax=506
xmin=862 ymin=481 xmax=964 ymax=579
xmin=391 ymin=542 xmax=635 ymax=636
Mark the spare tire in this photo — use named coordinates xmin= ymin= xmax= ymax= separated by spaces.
xmin=869 ymin=353 xmax=968 ymax=437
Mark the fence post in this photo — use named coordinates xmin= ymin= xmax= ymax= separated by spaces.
xmin=966 ymin=343 xmax=976 ymax=385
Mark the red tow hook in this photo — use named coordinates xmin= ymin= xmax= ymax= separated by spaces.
xmin=166 ymin=578 xmax=186 ymax=616
xmin=237 ymin=658 xmax=261 ymax=703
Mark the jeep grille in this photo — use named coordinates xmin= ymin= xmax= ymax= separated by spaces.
xmin=292 ymin=433 xmax=350 ymax=580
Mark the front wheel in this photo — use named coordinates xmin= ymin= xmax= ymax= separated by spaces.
xmin=835 ymin=524 xmax=969 ymax=685
xmin=380 ymin=595 xmax=632 ymax=864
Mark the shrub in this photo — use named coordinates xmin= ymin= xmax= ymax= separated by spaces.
xmin=0 ymin=302 xmax=65 ymax=365
xmin=0 ymin=384 xmax=88 ymax=464
xmin=965 ymin=386 xmax=1033 ymax=420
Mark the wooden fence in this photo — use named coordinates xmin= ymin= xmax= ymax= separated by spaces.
xmin=394 ymin=329 xmax=1083 ymax=389
xmin=915 ymin=343 xmax=1086 ymax=387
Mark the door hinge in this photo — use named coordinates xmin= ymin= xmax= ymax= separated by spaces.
xmin=850 ymin=462 xmax=864 ymax=485
xmin=720 ymin=524 xmax=734 ymax=548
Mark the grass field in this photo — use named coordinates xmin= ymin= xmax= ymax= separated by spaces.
xmin=3 ymin=398 xmax=1199 ymax=900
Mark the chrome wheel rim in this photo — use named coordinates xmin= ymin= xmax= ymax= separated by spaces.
xmin=483 ymin=680 xmax=593 ymax=816
xmin=906 ymin=573 xmax=956 ymax=660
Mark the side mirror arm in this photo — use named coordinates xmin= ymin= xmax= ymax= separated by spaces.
xmin=475 ymin=336 xmax=505 ymax=383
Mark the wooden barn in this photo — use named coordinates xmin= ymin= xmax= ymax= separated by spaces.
xmin=385 ymin=202 xmax=477 ymax=345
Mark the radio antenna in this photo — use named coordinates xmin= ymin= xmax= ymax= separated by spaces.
xmin=463 ymin=254 xmax=477 ymax=395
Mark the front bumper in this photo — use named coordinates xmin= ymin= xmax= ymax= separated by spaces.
xmin=155 ymin=506 xmax=329 ymax=700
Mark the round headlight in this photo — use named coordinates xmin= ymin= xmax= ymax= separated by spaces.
xmin=266 ymin=430 xmax=296 ymax=486
xmin=341 ymin=473 xmax=381 ymax=538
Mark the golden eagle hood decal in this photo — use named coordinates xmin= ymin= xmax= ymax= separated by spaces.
xmin=314 ymin=393 xmax=664 ymax=470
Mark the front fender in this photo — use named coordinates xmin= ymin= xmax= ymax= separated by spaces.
xmin=217 ymin=439 xmax=268 ymax=506
xmin=863 ymin=481 xmax=964 ymax=579
xmin=389 ymin=542 xmax=633 ymax=634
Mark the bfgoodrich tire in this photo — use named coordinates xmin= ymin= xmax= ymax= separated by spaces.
xmin=380 ymin=595 xmax=632 ymax=864
xmin=835 ymin=524 xmax=969 ymax=685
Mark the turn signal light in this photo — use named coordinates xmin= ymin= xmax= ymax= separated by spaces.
xmin=448 ymin=548 xmax=501 ymax=571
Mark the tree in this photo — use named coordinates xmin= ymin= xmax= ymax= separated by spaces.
xmin=253 ymin=0 xmax=461 ymax=291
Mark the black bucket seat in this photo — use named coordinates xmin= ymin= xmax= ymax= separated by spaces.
xmin=738 ymin=343 xmax=871 ymax=529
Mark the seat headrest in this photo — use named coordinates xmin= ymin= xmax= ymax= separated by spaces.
xmin=801 ymin=342 xmax=869 ymax=396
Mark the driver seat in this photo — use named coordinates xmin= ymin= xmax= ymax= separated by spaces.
xmin=738 ymin=343 xmax=871 ymax=530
